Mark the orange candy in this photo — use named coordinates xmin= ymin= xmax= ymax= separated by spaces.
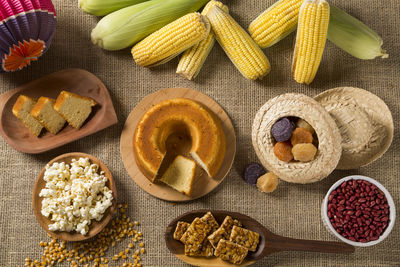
xmin=290 ymin=127 xmax=313 ymax=146
xmin=273 ymin=141 xmax=293 ymax=162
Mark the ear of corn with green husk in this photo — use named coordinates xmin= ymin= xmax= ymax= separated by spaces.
xmin=91 ymin=0 xmax=210 ymax=51
xmin=206 ymin=6 xmax=271 ymax=80
xmin=292 ymin=0 xmax=330 ymax=85
xmin=327 ymin=5 xmax=388 ymax=59
xmin=176 ymin=0 xmax=229 ymax=80
xmin=79 ymin=0 xmax=149 ymax=16
xmin=248 ymin=0 xmax=304 ymax=48
xmin=131 ymin=13 xmax=210 ymax=67
xmin=249 ymin=0 xmax=387 ymax=60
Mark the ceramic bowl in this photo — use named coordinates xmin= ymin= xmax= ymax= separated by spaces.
xmin=321 ymin=175 xmax=395 ymax=247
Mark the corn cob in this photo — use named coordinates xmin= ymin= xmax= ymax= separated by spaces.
xmin=249 ymin=0 xmax=304 ymax=48
xmin=91 ymin=0 xmax=209 ymax=51
xmin=176 ymin=0 xmax=229 ymax=80
xmin=206 ymin=6 xmax=271 ymax=80
xmin=292 ymin=0 xmax=330 ymax=85
xmin=131 ymin=13 xmax=210 ymax=67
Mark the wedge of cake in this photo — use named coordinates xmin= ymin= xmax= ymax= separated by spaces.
xmin=54 ymin=91 xmax=97 ymax=129
xmin=31 ymin=97 xmax=66 ymax=135
xmin=12 ymin=95 xmax=44 ymax=137
xmin=160 ymin=155 xmax=196 ymax=196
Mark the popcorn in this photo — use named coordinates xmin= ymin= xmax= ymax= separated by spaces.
xmin=39 ymin=157 xmax=113 ymax=235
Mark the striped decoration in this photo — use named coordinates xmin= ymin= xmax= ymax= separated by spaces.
xmin=0 ymin=0 xmax=56 ymax=72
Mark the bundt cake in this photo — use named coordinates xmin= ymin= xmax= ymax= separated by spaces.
xmin=133 ymin=98 xmax=226 ymax=183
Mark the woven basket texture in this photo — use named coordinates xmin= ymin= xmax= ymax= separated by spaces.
xmin=252 ymin=93 xmax=342 ymax=183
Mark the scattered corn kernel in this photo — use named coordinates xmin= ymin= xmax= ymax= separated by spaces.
xmin=25 ymin=203 xmax=146 ymax=266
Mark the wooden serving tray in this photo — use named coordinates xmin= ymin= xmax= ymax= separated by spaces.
xmin=120 ymin=88 xmax=236 ymax=202
xmin=0 ymin=69 xmax=118 ymax=153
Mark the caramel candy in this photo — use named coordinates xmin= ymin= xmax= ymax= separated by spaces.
xmin=229 ymin=226 xmax=260 ymax=252
xmin=214 ymin=239 xmax=248 ymax=265
xmin=292 ymin=143 xmax=317 ymax=162
xmin=290 ymin=127 xmax=313 ymax=146
xmin=257 ymin=172 xmax=278 ymax=193
xmin=273 ymin=141 xmax=293 ymax=162
xmin=173 ymin=221 xmax=190 ymax=241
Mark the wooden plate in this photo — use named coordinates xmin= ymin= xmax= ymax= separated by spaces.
xmin=120 ymin=88 xmax=236 ymax=202
xmin=0 ymin=69 xmax=118 ymax=154
xmin=32 ymin=152 xmax=117 ymax=242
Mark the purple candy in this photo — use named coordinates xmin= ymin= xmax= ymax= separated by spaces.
xmin=243 ymin=163 xmax=266 ymax=185
xmin=271 ymin=118 xmax=295 ymax=142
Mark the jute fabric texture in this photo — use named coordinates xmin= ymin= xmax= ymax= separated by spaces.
xmin=0 ymin=0 xmax=399 ymax=266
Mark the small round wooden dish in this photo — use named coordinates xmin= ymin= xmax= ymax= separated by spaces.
xmin=120 ymin=88 xmax=236 ymax=202
xmin=32 ymin=152 xmax=117 ymax=242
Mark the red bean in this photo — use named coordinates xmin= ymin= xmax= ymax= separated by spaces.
xmin=327 ymin=179 xmax=390 ymax=243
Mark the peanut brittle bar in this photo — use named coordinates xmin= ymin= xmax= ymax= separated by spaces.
xmin=173 ymin=221 xmax=190 ymax=241
xmin=230 ymin=225 xmax=260 ymax=252
xmin=208 ymin=216 xmax=242 ymax=248
xmin=185 ymin=239 xmax=214 ymax=257
xmin=180 ymin=217 xmax=212 ymax=254
xmin=214 ymin=239 xmax=248 ymax=265
xmin=201 ymin=212 xmax=219 ymax=232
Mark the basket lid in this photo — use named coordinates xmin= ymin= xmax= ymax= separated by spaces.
xmin=314 ymin=87 xmax=393 ymax=170
xmin=252 ymin=93 xmax=342 ymax=184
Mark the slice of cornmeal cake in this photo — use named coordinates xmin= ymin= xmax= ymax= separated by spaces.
xmin=31 ymin=97 xmax=66 ymax=135
xmin=54 ymin=91 xmax=97 ymax=129
xmin=12 ymin=95 xmax=44 ymax=137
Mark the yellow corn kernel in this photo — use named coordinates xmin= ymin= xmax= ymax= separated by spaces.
xmin=131 ymin=13 xmax=210 ymax=67
xmin=176 ymin=0 xmax=229 ymax=80
xmin=207 ymin=6 xmax=271 ymax=80
xmin=249 ymin=0 xmax=304 ymax=48
xmin=292 ymin=0 xmax=330 ymax=85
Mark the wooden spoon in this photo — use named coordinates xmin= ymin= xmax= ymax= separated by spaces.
xmin=32 ymin=152 xmax=117 ymax=242
xmin=165 ymin=210 xmax=355 ymax=266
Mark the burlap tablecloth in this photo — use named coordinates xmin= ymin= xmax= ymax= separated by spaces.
xmin=0 ymin=0 xmax=399 ymax=266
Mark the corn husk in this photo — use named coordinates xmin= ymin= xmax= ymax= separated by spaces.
xmin=79 ymin=0 xmax=149 ymax=16
xmin=328 ymin=5 xmax=388 ymax=59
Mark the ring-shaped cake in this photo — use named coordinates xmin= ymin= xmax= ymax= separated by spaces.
xmin=133 ymin=98 xmax=226 ymax=183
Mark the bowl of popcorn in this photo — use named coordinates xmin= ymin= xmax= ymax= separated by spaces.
xmin=32 ymin=152 xmax=117 ymax=241
xmin=322 ymin=175 xmax=396 ymax=247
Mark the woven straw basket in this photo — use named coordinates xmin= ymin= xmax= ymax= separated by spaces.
xmin=252 ymin=93 xmax=342 ymax=184
xmin=252 ymin=88 xmax=394 ymax=184
xmin=314 ymin=87 xmax=394 ymax=170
